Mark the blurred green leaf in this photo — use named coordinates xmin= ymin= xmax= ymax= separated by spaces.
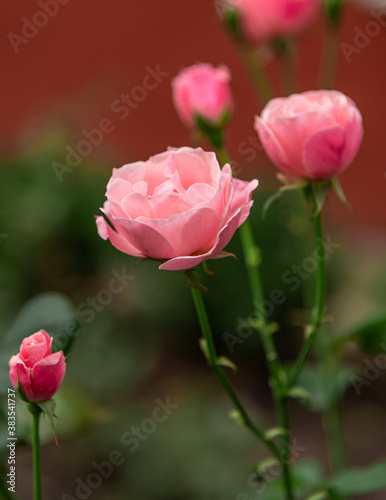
xmin=332 ymin=314 xmax=386 ymax=355
xmin=287 ymin=386 xmax=311 ymax=406
xmin=216 ymin=356 xmax=237 ymax=373
xmin=329 ymin=461 xmax=386 ymax=495
xmin=264 ymin=427 xmax=288 ymax=441
xmin=258 ymin=459 xmax=326 ymax=500
xmin=296 ymin=364 xmax=357 ymax=412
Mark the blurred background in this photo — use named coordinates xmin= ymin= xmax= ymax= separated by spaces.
xmin=1 ymin=1 xmax=386 ymax=499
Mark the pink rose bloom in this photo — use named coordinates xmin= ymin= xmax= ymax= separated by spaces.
xmin=96 ymin=147 xmax=258 ymax=271
xmin=9 ymin=330 xmax=66 ymax=402
xmin=224 ymin=0 xmax=320 ymax=43
xmin=172 ymin=63 xmax=233 ymax=127
xmin=254 ymin=90 xmax=363 ymax=180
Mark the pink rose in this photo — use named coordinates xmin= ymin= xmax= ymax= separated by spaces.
xmin=171 ymin=63 xmax=233 ymax=127
xmin=96 ymin=147 xmax=258 ymax=271
xmin=254 ymin=90 xmax=363 ymax=180
xmin=223 ymin=0 xmax=320 ymax=44
xmin=9 ymin=330 xmax=66 ymax=402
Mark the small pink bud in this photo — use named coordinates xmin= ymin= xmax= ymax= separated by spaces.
xmin=9 ymin=330 xmax=66 ymax=402
xmin=171 ymin=63 xmax=233 ymax=128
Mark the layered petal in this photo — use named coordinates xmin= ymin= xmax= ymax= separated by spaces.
xmin=20 ymin=330 xmax=52 ymax=368
xmin=9 ymin=355 xmax=34 ymax=401
xmin=141 ymin=207 xmax=220 ymax=257
xmin=96 ymin=216 xmax=144 ymax=258
xmin=303 ymin=125 xmax=346 ymax=179
xmin=114 ymin=218 xmax=176 ymax=260
xmin=255 ymin=90 xmax=363 ymax=181
xmin=160 ymin=208 xmax=243 ymax=271
xmin=229 ymin=178 xmax=259 ymax=225
xmin=96 ymin=147 xmax=258 ymax=270
xmin=31 ymin=351 xmax=66 ymax=402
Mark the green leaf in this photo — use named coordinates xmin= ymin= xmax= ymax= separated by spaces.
xmin=332 ymin=314 xmax=386 ymax=355
xmin=216 ymin=356 xmax=237 ymax=373
xmin=295 ymin=364 xmax=356 ymax=412
xmin=257 ymin=459 xmax=326 ymax=500
xmin=287 ymin=386 xmax=311 ymax=406
xmin=219 ymin=3 xmax=242 ymax=40
xmin=305 ymin=491 xmax=328 ymax=500
xmin=331 ymin=177 xmax=352 ymax=210
xmin=262 ymin=190 xmax=286 ymax=219
xmin=202 ymin=261 xmax=215 ymax=276
xmin=324 ymin=0 xmax=344 ymax=25
xmin=184 ymin=269 xmax=209 ymax=292
xmin=254 ymin=457 xmax=281 ymax=477
xmin=303 ymin=181 xmax=332 ymax=218
xmin=195 ymin=114 xmax=228 ymax=149
xmin=36 ymin=399 xmax=58 ymax=444
xmin=264 ymin=427 xmax=288 ymax=441
xmin=329 ymin=461 xmax=386 ymax=495
xmin=199 ymin=338 xmax=210 ymax=363
xmin=228 ymin=409 xmax=245 ymax=427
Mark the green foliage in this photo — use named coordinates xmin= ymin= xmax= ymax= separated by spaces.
xmin=295 ymin=364 xmax=357 ymax=412
xmin=328 ymin=461 xmax=386 ymax=495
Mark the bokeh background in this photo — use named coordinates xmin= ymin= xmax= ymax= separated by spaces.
xmin=1 ymin=1 xmax=386 ymax=499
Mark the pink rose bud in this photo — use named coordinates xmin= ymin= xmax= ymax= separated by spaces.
xmin=171 ymin=63 xmax=234 ymax=128
xmin=254 ymin=90 xmax=363 ymax=180
xmin=223 ymin=0 xmax=320 ymax=44
xmin=96 ymin=147 xmax=258 ymax=271
xmin=9 ymin=330 xmax=66 ymax=402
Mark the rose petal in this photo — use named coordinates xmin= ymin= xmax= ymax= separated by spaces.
xmin=255 ymin=116 xmax=292 ymax=174
xmin=229 ymin=178 xmax=258 ymax=226
xmin=341 ymin=111 xmax=364 ymax=168
xmin=20 ymin=330 xmax=52 ymax=368
xmin=31 ymin=351 xmax=66 ymax=402
xmin=303 ymin=125 xmax=346 ymax=179
xmin=9 ymin=356 xmax=34 ymax=401
xmin=142 ymin=207 xmax=220 ymax=257
xmin=96 ymin=216 xmax=144 ymax=258
xmin=159 ymin=208 xmax=242 ymax=271
xmin=114 ymin=218 xmax=177 ymax=260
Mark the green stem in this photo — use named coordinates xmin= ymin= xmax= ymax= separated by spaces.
xmin=212 ymin=142 xmax=294 ymax=500
xmin=216 ymin=145 xmax=230 ymax=168
xmin=238 ymin=221 xmax=294 ymax=500
xmin=324 ymin=399 xmax=347 ymax=474
xmin=28 ymin=403 xmax=42 ymax=500
xmin=289 ymin=199 xmax=326 ymax=387
xmin=238 ymin=40 xmax=275 ymax=106
xmin=315 ymin=334 xmax=348 ymax=475
xmin=190 ymin=287 xmax=280 ymax=459
xmin=289 ymin=210 xmax=325 ymax=387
